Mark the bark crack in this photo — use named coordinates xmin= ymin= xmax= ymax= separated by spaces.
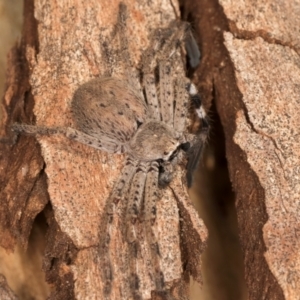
xmin=227 ymin=20 xmax=300 ymax=55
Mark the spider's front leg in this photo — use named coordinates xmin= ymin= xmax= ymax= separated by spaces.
xmin=143 ymin=161 xmax=166 ymax=291
xmin=185 ymin=82 xmax=210 ymax=187
xmin=99 ymin=156 xmax=139 ymax=297
xmin=155 ymin=75 xmax=190 ymax=188
xmin=125 ymin=160 xmax=166 ymax=297
xmin=125 ymin=161 xmax=149 ymax=299
xmin=11 ymin=123 xmax=123 ymax=154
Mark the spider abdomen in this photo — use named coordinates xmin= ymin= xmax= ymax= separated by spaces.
xmin=71 ymin=77 xmax=148 ymax=144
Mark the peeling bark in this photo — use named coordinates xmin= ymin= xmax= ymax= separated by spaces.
xmin=0 ymin=275 xmax=18 ymax=300
xmin=183 ymin=0 xmax=299 ymax=299
xmin=2 ymin=0 xmax=298 ymax=299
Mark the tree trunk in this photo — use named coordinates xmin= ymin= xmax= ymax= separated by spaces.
xmin=183 ymin=0 xmax=300 ymax=300
xmin=1 ymin=0 xmax=299 ymax=300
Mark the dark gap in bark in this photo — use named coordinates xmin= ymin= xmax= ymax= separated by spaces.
xmin=180 ymin=1 xmax=247 ymax=299
xmin=195 ymin=94 xmax=246 ymax=299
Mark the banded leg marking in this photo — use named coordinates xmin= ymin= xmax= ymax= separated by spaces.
xmin=174 ymin=77 xmax=189 ymax=133
xmin=101 ymin=156 xmax=138 ymax=296
xmin=159 ymin=61 xmax=174 ymax=126
xmin=12 ymin=123 xmax=123 ymax=153
xmin=143 ymin=74 xmax=160 ymax=121
xmin=126 ymin=161 xmax=149 ymax=299
xmin=144 ymin=161 xmax=165 ymax=291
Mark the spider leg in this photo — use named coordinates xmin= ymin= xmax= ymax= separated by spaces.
xmin=100 ymin=156 xmax=139 ymax=296
xmin=164 ymin=21 xmax=190 ymax=60
xmin=185 ymin=29 xmax=201 ymax=69
xmin=174 ymin=77 xmax=190 ymax=134
xmin=143 ymin=73 xmax=160 ymax=121
xmin=108 ymin=157 xmax=140 ymax=209
xmin=143 ymin=161 xmax=165 ymax=291
xmin=155 ymin=24 xmax=191 ymax=126
xmin=141 ymin=33 xmax=165 ymax=121
xmin=140 ymin=27 xmax=173 ymax=73
xmin=156 ymin=76 xmax=191 ymax=187
xmin=186 ymin=82 xmax=210 ymax=187
xmin=141 ymin=21 xmax=189 ymax=70
xmin=141 ymin=26 xmax=181 ymax=72
xmin=141 ymin=22 xmax=191 ymax=124
xmin=125 ymin=161 xmax=149 ymax=299
xmin=126 ymin=161 xmax=166 ymax=297
xmin=99 ymin=3 xmax=130 ymax=77
xmin=100 ymin=38 xmax=116 ymax=77
xmin=188 ymin=83 xmax=209 ymax=128
xmin=116 ymin=2 xmax=132 ymax=68
xmin=114 ymin=2 xmax=143 ymax=99
xmin=159 ymin=61 xmax=174 ymax=126
xmin=11 ymin=123 xmax=123 ymax=153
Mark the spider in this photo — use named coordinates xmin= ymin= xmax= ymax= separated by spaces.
xmin=12 ymin=3 xmax=209 ymax=299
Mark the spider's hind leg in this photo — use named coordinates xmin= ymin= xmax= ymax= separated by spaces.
xmin=11 ymin=123 xmax=123 ymax=153
xmin=99 ymin=3 xmax=132 ymax=77
xmin=113 ymin=2 xmax=143 ymax=96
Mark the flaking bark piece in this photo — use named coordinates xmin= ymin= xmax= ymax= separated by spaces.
xmin=0 ymin=275 xmax=18 ymax=300
xmin=170 ymin=170 xmax=208 ymax=284
xmin=219 ymin=0 xmax=300 ymax=51
xmin=225 ymin=32 xmax=300 ymax=300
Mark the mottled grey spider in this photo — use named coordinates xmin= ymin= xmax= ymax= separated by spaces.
xmin=12 ymin=3 xmax=209 ymax=299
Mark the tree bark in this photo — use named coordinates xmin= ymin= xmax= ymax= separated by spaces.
xmin=0 ymin=275 xmax=18 ymax=300
xmin=2 ymin=0 xmax=299 ymax=299
xmin=183 ymin=0 xmax=300 ymax=300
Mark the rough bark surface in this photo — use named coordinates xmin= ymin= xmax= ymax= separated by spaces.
xmin=182 ymin=0 xmax=299 ymax=300
xmin=2 ymin=0 xmax=299 ymax=299
xmin=0 ymin=0 xmax=208 ymax=299
xmin=0 ymin=275 xmax=18 ymax=300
